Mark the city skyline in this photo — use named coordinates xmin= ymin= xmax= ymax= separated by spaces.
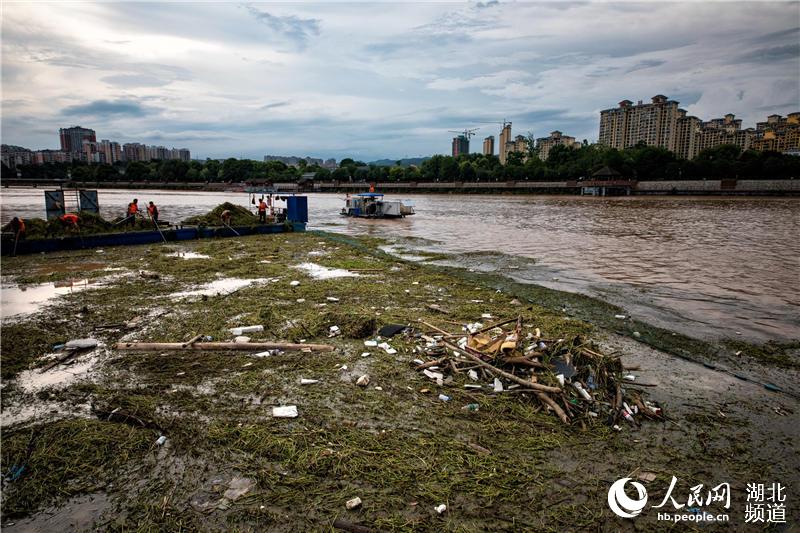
xmin=2 ymin=2 xmax=798 ymax=160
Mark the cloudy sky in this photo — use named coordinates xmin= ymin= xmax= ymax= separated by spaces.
xmin=2 ymin=1 xmax=798 ymax=160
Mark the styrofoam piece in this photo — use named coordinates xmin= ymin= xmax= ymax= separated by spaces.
xmin=65 ymin=338 xmax=99 ymax=350
xmin=272 ymin=406 xmax=298 ymax=418
xmin=229 ymin=325 xmax=263 ymax=335
xmin=493 ymin=378 xmax=503 ymax=392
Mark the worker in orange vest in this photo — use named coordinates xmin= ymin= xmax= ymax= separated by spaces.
xmin=9 ymin=217 xmax=25 ymax=239
xmin=126 ymin=199 xmax=139 ymax=226
xmin=257 ymin=198 xmax=267 ymax=223
xmin=147 ymin=201 xmax=159 ymax=224
xmin=59 ymin=213 xmax=80 ymax=233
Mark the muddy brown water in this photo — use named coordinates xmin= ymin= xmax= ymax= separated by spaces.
xmin=2 ymin=188 xmax=798 ymax=343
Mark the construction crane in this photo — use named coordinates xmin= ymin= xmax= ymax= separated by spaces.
xmin=447 ymin=127 xmax=480 ymax=140
xmin=476 ymin=119 xmax=512 ymax=128
xmin=448 ymin=128 xmax=479 ymax=157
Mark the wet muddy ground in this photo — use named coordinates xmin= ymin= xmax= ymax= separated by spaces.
xmin=1 ymin=231 xmax=797 ymax=531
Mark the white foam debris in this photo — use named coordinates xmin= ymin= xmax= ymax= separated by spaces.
xmin=293 ymin=263 xmax=360 ymax=280
xmin=169 ymin=278 xmax=270 ymax=299
xmin=272 ymin=406 xmax=298 ymax=418
xmin=167 ymin=252 xmax=210 ymax=260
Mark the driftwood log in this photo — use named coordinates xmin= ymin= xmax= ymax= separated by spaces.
xmin=114 ymin=341 xmax=334 ymax=352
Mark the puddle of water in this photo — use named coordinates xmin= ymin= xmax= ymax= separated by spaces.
xmin=15 ymin=351 xmax=101 ymax=394
xmin=378 ymin=245 xmax=429 ymax=262
xmin=2 ymin=492 xmax=109 ymax=532
xmin=1 ymin=401 xmax=92 ymax=428
xmin=1 ymin=279 xmax=99 ymax=319
xmin=293 ymin=263 xmax=360 ymax=280
xmin=167 ymin=251 xmax=211 ymax=260
xmin=169 ymin=278 xmax=271 ymax=299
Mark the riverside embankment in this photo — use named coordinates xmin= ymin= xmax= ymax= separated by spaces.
xmin=1 ymin=230 xmax=798 ymax=530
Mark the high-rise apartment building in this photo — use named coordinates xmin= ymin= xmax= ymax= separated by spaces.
xmin=451 ymin=135 xmax=469 ymax=157
xmin=59 ymin=126 xmax=96 ymax=154
xmin=751 ymin=113 xmax=800 ymax=153
xmin=482 ymin=136 xmax=495 ymax=156
xmin=598 ymin=95 xmax=681 ymax=152
xmin=100 ymin=140 xmax=122 ymax=164
xmin=123 ymin=143 xmax=147 ymax=162
xmin=498 ymin=123 xmax=512 ymax=164
xmin=536 ymin=131 xmax=580 ymax=161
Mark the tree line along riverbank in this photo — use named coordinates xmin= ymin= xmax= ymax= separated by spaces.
xmin=3 ymin=143 xmax=799 ymax=187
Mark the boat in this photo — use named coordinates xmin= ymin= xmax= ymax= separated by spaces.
xmin=1 ymin=222 xmax=307 ymax=256
xmin=1 ymin=194 xmax=309 ymax=256
xmin=341 ymin=193 xmax=415 ymax=218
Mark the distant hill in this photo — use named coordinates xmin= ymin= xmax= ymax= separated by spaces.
xmin=368 ymin=157 xmax=430 ymax=167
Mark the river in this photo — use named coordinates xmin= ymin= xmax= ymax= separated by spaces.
xmin=2 ymin=187 xmax=798 ymax=344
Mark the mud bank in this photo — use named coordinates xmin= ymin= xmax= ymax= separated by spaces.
xmin=1 ymin=231 xmax=797 ymax=531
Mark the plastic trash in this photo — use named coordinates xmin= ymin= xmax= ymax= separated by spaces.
xmin=435 ymin=504 xmax=447 ymax=514
xmin=52 ymin=344 xmax=65 ymax=351
xmin=423 ymin=369 xmax=444 ymax=381
xmin=296 ymin=298 xmax=306 ymax=303
xmin=356 ymin=375 xmax=370 ymax=387
xmin=556 ymin=374 xmax=565 ymax=386
xmin=65 ymin=338 xmax=99 ymax=350
xmin=632 ymin=331 xmax=641 ymax=338
xmin=465 ymin=323 xmax=483 ymax=334
xmin=377 ymin=342 xmax=397 ymax=355
xmin=462 ymin=403 xmax=479 ymax=411
xmin=289 ymin=280 xmax=300 ymax=286
xmin=364 ymin=340 xmax=378 ymax=347
xmin=272 ymin=406 xmax=298 ymax=418
xmin=253 ymin=350 xmax=272 ymax=358
xmin=233 ymin=336 xmax=250 ymax=343
xmin=361 ymin=352 xmax=371 ymax=358
xmin=374 ymin=386 xmax=383 ymax=391
xmin=438 ymin=394 xmax=450 ymax=402
xmin=493 ymin=378 xmax=503 ymax=392
xmin=464 ymin=384 xmax=482 ymax=390
xmin=229 ymin=325 xmax=263 ymax=335
xmin=346 ymin=497 xmax=362 ymax=510
xmin=156 ymin=436 xmax=167 ymax=445
xmin=623 ymin=374 xmax=636 ymax=381
xmin=326 ymin=296 xmax=340 ymax=302
xmin=328 ymin=325 xmax=341 ymax=337
xmin=468 ymin=370 xmax=479 ymax=381
xmin=573 ymin=382 xmax=591 ymax=401
xmin=300 ymin=378 xmax=319 ymax=385
xmin=614 ymin=314 xmax=626 ymax=319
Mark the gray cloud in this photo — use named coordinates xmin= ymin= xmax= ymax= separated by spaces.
xmin=260 ymin=101 xmax=291 ymax=110
xmin=737 ymin=43 xmax=800 ymax=64
xmin=625 ymin=59 xmax=666 ymax=73
xmin=243 ymin=5 xmax=320 ymax=50
xmin=62 ymin=99 xmax=155 ymax=118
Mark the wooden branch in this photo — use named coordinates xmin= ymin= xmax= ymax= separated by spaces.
xmin=502 ymin=356 xmax=547 ymax=368
xmin=418 ymin=320 xmax=455 ymax=336
xmin=114 ymin=341 xmax=334 ymax=352
xmin=181 ymin=334 xmax=204 ymax=348
xmin=414 ymin=357 xmax=448 ymax=370
xmin=476 ymin=317 xmax=518 ymax=335
xmin=536 ymin=392 xmax=570 ymax=424
xmin=441 ymin=340 xmax=562 ymax=393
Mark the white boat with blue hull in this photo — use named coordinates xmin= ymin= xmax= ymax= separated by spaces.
xmin=341 ymin=193 xmax=415 ymax=218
